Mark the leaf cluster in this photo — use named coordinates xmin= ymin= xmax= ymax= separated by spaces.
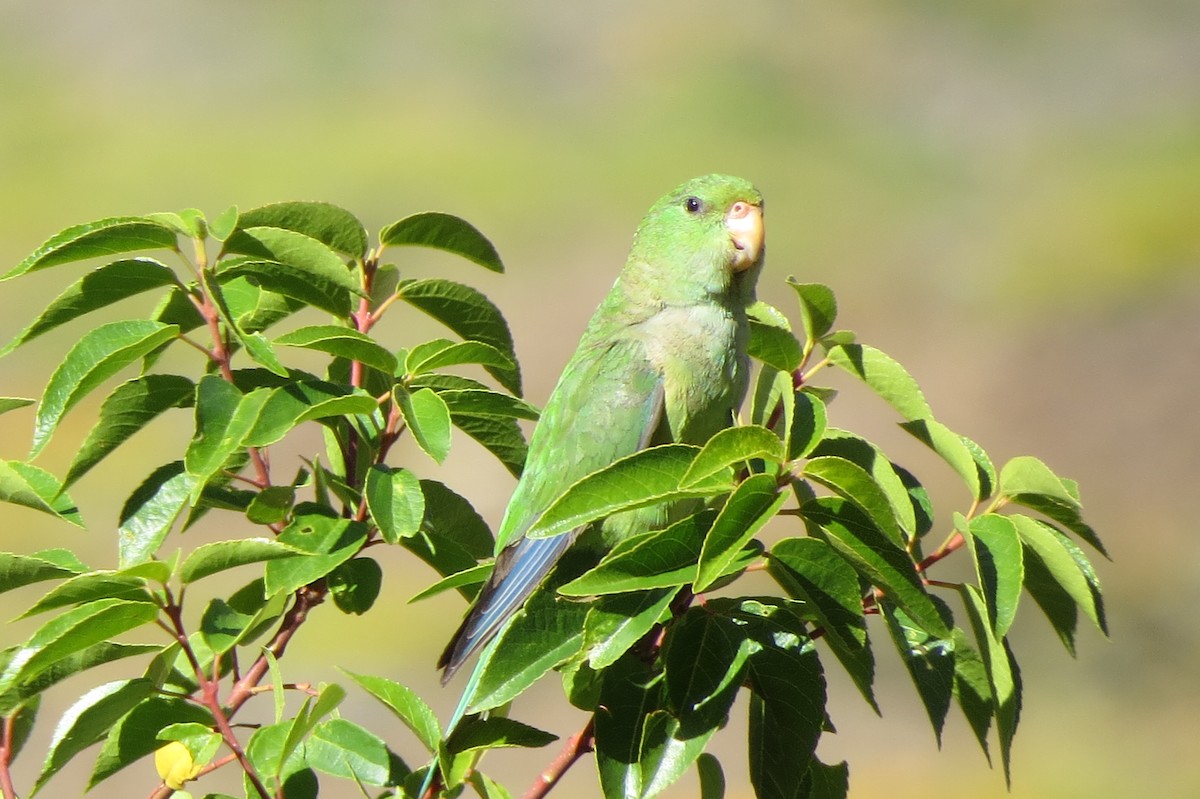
xmin=0 ymin=206 xmax=1105 ymax=799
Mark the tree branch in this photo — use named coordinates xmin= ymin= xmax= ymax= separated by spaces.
xmin=522 ymin=717 xmax=595 ymax=799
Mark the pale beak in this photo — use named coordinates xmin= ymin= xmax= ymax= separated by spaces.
xmin=725 ymin=201 xmax=764 ymax=272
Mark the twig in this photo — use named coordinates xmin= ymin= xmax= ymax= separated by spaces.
xmin=522 ymin=717 xmax=595 ymax=799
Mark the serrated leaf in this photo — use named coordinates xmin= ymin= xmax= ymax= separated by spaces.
xmin=959 ymin=584 xmax=1019 ymax=784
xmin=405 ymin=338 xmax=516 ymax=377
xmin=0 ymin=460 xmax=83 ymax=527
xmin=788 ymin=280 xmax=837 ymax=346
xmin=65 ymin=374 xmax=194 ymax=487
xmin=824 ymin=343 xmax=931 ymax=421
xmin=0 ymin=551 xmax=85 ymax=595
xmin=243 ymin=379 xmax=380 ymax=448
xmin=791 ymin=389 xmax=828 ymax=460
xmin=803 ymin=455 xmax=904 ymax=545
xmin=695 ymin=475 xmax=785 ymax=593
xmin=810 ymin=431 xmax=916 ymax=539
xmin=18 ymin=571 xmax=153 ymax=618
xmin=523 ymin=444 xmax=728 ymax=545
xmin=999 ymin=456 xmax=1080 ymax=508
xmin=447 ymin=716 xmax=557 ymax=755
xmin=117 ymin=461 xmax=198 ymax=568
xmin=769 ymin=537 xmax=876 ymax=711
xmin=663 ymin=610 xmax=752 ymax=733
xmin=365 ymin=466 xmax=425 ymax=543
xmin=262 ymin=516 xmax=368 ymax=596
xmin=237 ymin=201 xmax=368 ymax=259
xmin=680 ymin=426 xmax=784 ymax=489
xmin=4 ymin=217 xmax=178 ymax=281
xmin=435 ymin=387 xmax=538 ymax=421
xmin=329 ymin=558 xmax=382 ymax=615
xmin=801 ymin=757 xmax=850 ymax=799
xmin=275 ymin=325 xmax=397 ymax=373
xmin=0 ymin=600 xmax=159 ymax=696
xmin=561 ymin=513 xmax=714 ymax=596
xmin=901 ymin=418 xmax=995 ymax=501
xmin=1010 ymin=514 xmax=1106 ymax=634
xmin=379 ymin=212 xmax=503 ymax=273
xmin=343 ymin=670 xmax=441 ymax=753
xmin=246 ymin=485 xmax=295 ymax=525
xmin=397 ymin=278 xmax=520 ymax=395
xmin=1 ymin=258 xmax=179 ymax=356
xmin=966 ymin=514 xmax=1023 ymax=637
xmin=33 ymin=679 xmax=156 ymax=795
xmin=218 ymin=258 xmax=352 ymax=317
xmin=747 ymin=319 xmax=802 ymax=372
xmin=306 ymin=718 xmax=400 ymax=786
xmin=881 ymin=602 xmax=955 ymax=745
xmin=180 ymin=538 xmax=303 ymax=583
xmin=584 ymin=587 xmax=679 ymax=670
xmin=31 ymin=320 xmax=180 ymax=457
xmin=184 ymin=376 xmax=271 ymax=497
xmin=395 ymin=386 xmax=453 ymax=464
xmin=802 ymin=497 xmax=949 ymax=638
xmin=223 ymin=226 xmax=361 ymax=295
xmin=0 ymin=641 xmax=157 ymax=717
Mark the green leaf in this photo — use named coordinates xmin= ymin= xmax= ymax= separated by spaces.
xmin=1010 ymin=514 xmax=1106 ymax=634
xmin=0 ymin=397 xmax=34 ymax=416
xmin=431 ymin=387 xmax=538 ymax=421
xmin=824 ymin=343 xmax=932 ymax=421
xmin=562 ymin=513 xmax=715 ymax=596
xmin=223 ymin=226 xmax=361 ymax=295
xmin=184 ymin=376 xmax=271 ymax=497
xmin=408 ymin=563 xmax=489 ymax=604
xmin=306 ymin=718 xmax=401 ymax=786
xmin=791 ymin=389 xmax=828 ymax=460
xmin=180 ymin=537 xmax=303 ymax=583
xmin=88 ymin=697 xmax=214 ymax=789
xmin=18 ymin=570 xmax=154 ymax=618
xmin=31 ymin=320 xmax=180 ymax=457
xmin=243 ymin=379 xmax=380 ymax=448
xmin=275 ymin=325 xmax=397 ymax=373
xmin=405 ymin=338 xmax=516 ymax=377
xmin=147 ymin=209 xmax=206 ymax=239
xmin=680 ymin=426 xmax=784 ymax=489
xmin=395 ymin=386 xmax=453 ymax=464
xmin=236 ymin=201 xmax=368 ymax=259
xmin=788 ymin=280 xmax=838 ymax=347
xmin=3 ymin=217 xmax=177 ymax=281
xmin=810 ymin=431 xmax=917 ymax=539
xmin=218 ymin=258 xmax=352 ymax=317
xmin=748 ymin=318 xmax=802 ymax=372
xmin=959 ymin=583 xmax=1019 ymax=784
xmin=379 ymin=212 xmax=503 ymax=273
xmin=397 ymin=278 xmax=520 ymax=395
xmin=801 ymin=757 xmax=850 ymax=799
xmin=446 ymin=716 xmax=557 ymax=755
xmin=343 ymin=670 xmax=441 ymax=754
xmin=210 ymin=205 xmax=239 ymax=241
xmin=0 ymin=551 xmax=85 ymax=595
xmin=663 ymin=610 xmax=752 ymax=733
xmin=593 ymin=656 xmax=664 ymax=799
xmin=0 ymin=600 xmax=159 ymax=695
xmin=583 ymin=587 xmax=680 ymax=671
xmin=0 ymin=460 xmax=83 ymax=527
xmin=65 ymin=374 xmax=194 ymax=487
xmin=7 ymin=696 xmax=39 ymax=762
xmin=117 ymin=461 xmax=199 ymax=568
xmin=696 ymin=753 xmax=724 ymax=799
xmin=769 ymin=537 xmax=876 ymax=711
xmin=803 ymin=455 xmax=904 ymax=545
xmin=965 ymin=514 xmax=1023 ymax=637
xmin=0 ymin=641 xmax=157 ymax=717
xmin=264 ymin=516 xmax=368 ymax=596
xmin=881 ymin=602 xmax=955 ymax=745
xmin=244 ymin=720 xmax=317 ymax=797
xmin=329 ymin=558 xmax=383 ymax=615
xmin=1 ymin=258 xmax=179 ymax=356
xmin=951 ymin=626 xmax=994 ymax=761
xmin=32 ymin=679 xmax=156 ymax=795
xmin=246 ymin=485 xmax=295 ymax=525
xmin=468 ymin=771 xmax=514 ymax=799
xmin=695 ymin=475 xmax=785 ymax=593
xmin=523 ymin=444 xmax=726 ymax=544
xmin=365 ymin=466 xmax=425 ymax=544
xmin=1007 ymin=491 xmax=1107 ymax=557
xmin=900 ymin=419 xmax=995 ymax=501
xmin=802 ymin=497 xmax=949 ymax=639
xmin=999 ymin=456 xmax=1079 ymax=508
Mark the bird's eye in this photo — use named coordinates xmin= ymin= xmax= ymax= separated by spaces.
xmin=684 ymin=196 xmax=703 ymax=214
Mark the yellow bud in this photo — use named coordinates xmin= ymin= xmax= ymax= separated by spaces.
xmin=154 ymin=740 xmax=202 ymax=790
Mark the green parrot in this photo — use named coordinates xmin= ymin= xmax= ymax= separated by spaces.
xmin=422 ymin=173 xmax=764 ymax=795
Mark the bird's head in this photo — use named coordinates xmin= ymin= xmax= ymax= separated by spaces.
xmin=627 ymin=174 xmax=765 ymax=304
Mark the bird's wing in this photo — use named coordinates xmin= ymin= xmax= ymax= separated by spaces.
xmin=438 ymin=335 xmax=664 ymax=681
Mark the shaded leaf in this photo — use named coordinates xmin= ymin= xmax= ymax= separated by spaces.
xmin=803 ymin=455 xmax=904 ymax=545
xmin=1010 ymin=514 xmax=1106 ymax=634
xmin=584 ymin=587 xmax=679 ymax=670
xmin=960 ymin=584 xmax=1019 ymax=784
xmin=0 ymin=641 xmax=157 ymax=717
xmin=824 ymin=343 xmax=932 ymax=421
xmin=694 ymin=474 xmax=785 ymax=593
xmin=88 ymin=697 xmax=214 ymax=789
xmin=223 ymin=226 xmax=360 ymax=294
xmin=117 ymin=461 xmax=198 ymax=568
xmin=236 ymin=201 xmax=368 ymax=259
xmin=881 ymin=602 xmax=955 ymax=744
xmin=330 ymin=557 xmax=383 ymax=615
xmin=0 ymin=551 xmax=85 ymax=595
xmin=788 ymin=280 xmax=837 ymax=346
xmin=680 ymin=426 xmax=784 ymax=489
xmin=965 ymin=514 xmax=1023 ymax=637
xmin=264 ymin=516 xmax=368 ymax=596
xmin=219 ymin=258 xmax=352 ymax=317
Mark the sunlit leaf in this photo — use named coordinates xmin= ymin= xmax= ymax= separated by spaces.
xmin=380 ymin=212 xmax=503 ymax=273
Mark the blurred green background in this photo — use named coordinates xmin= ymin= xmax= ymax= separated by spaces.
xmin=1 ymin=1 xmax=1197 ymax=797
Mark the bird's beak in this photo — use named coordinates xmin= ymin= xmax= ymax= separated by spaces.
xmin=725 ymin=201 xmax=764 ymax=272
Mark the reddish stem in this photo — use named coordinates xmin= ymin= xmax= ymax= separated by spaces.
xmin=0 ymin=714 xmax=17 ymax=799
xmin=523 ymin=718 xmax=596 ymax=799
